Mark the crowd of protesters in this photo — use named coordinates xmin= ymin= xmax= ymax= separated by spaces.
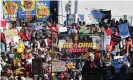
xmin=0 ymin=17 xmax=133 ymax=80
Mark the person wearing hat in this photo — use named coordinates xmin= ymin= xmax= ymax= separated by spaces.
xmin=82 ymin=53 xmax=101 ymax=80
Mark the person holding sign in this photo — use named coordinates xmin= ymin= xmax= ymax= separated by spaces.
xmin=49 ymin=22 xmax=59 ymax=44
xmin=112 ymin=52 xmax=129 ymax=80
xmin=103 ymin=53 xmax=114 ymax=80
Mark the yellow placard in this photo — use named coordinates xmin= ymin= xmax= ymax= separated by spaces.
xmin=4 ymin=29 xmax=18 ymax=36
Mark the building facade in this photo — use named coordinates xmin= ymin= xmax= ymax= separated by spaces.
xmin=58 ymin=0 xmax=133 ymax=26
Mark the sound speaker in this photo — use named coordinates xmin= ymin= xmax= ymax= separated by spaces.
xmin=32 ymin=58 xmax=42 ymax=75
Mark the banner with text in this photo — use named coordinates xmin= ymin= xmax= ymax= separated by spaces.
xmin=4 ymin=29 xmax=19 ymax=44
xmin=52 ymin=62 xmax=66 ymax=72
xmin=3 ymin=0 xmax=19 ymax=21
xmin=36 ymin=0 xmax=50 ymax=21
xmin=54 ymin=34 xmax=102 ymax=58
xmin=19 ymin=0 xmax=36 ymax=22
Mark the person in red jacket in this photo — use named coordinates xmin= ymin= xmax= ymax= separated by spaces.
xmin=24 ymin=61 xmax=32 ymax=76
xmin=105 ymin=26 xmax=113 ymax=36
xmin=49 ymin=22 xmax=59 ymax=44
xmin=20 ymin=29 xmax=30 ymax=41
xmin=110 ymin=29 xmax=120 ymax=46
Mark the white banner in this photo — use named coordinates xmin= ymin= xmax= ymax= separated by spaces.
xmin=59 ymin=27 xmax=67 ymax=32
xmin=52 ymin=62 xmax=66 ymax=72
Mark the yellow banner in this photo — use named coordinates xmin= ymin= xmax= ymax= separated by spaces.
xmin=4 ymin=29 xmax=18 ymax=36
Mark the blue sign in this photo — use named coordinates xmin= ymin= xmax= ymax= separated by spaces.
xmin=19 ymin=0 xmax=36 ymax=21
xmin=78 ymin=14 xmax=84 ymax=21
xmin=90 ymin=10 xmax=102 ymax=19
xmin=118 ymin=24 xmax=130 ymax=38
xmin=36 ymin=0 xmax=50 ymax=21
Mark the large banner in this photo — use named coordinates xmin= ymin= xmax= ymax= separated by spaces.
xmin=54 ymin=34 xmax=102 ymax=58
xmin=36 ymin=0 xmax=50 ymax=21
xmin=3 ymin=0 xmax=19 ymax=21
xmin=19 ymin=0 xmax=36 ymax=21
xmin=118 ymin=24 xmax=130 ymax=38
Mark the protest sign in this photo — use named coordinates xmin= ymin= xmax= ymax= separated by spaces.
xmin=112 ymin=55 xmax=130 ymax=73
xmin=90 ymin=10 xmax=102 ymax=19
xmin=112 ymin=56 xmax=124 ymax=73
xmin=36 ymin=0 xmax=50 ymax=21
xmin=19 ymin=0 xmax=36 ymax=21
xmin=106 ymin=45 xmax=112 ymax=52
xmin=59 ymin=27 xmax=67 ymax=32
xmin=79 ymin=26 xmax=89 ymax=34
xmin=52 ymin=62 xmax=66 ymax=72
xmin=78 ymin=14 xmax=84 ymax=21
xmin=88 ymin=10 xmax=102 ymax=24
xmin=118 ymin=24 xmax=130 ymax=38
xmin=3 ymin=1 xmax=19 ymax=21
xmin=56 ymin=35 xmax=96 ymax=58
xmin=67 ymin=14 xmax=75 ymax=26
xmin=92 ymin=36 xmax=101 ymax=50
xmin=4 ymin=29 xmax=19 ymax=44
xmin=4 ymin=29 xmax=18 ymax=36
xmin=111 ymin=34 xmax=121 ymax=45
xmin=103 ymin=36 xmax=111 ymax=50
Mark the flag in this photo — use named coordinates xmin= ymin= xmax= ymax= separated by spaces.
xmin=90 ymin=10 xmax=102 ymax=19
xmin=118 ymin=24 xmax=130 ymax=38
xmin=88 ymin=10 xmax=102 ymax=24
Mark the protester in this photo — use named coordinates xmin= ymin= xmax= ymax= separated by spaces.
xmin=82 ymin=53 xmax=101 ymax=80
xmin=103 ymin=53 xmax=114 ymax=80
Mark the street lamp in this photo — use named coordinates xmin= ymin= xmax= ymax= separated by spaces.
xmin=68 ymin=0 xmax=72 ymax=14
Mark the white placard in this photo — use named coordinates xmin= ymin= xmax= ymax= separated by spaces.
xmin=52 ymin=62 xmax=66 ymax=72
xmin=59 ymin=27 xmax=67 ymax=32
xmin=103 ymin=36 xmax=111 ymax=50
